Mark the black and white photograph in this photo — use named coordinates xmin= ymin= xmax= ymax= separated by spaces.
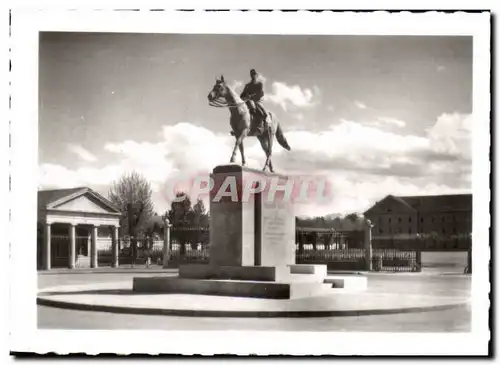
xmin=7 ymin=9 xmax=490 ymax=356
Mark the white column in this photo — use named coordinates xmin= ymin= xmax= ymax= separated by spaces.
xmin=91 ymin=225 xmax=98 ymax=268
xmin=112 ymin=226 xmax=119 ymax=268
xmin=68 ymin=224 xmax=76 ymax=269
xmin=87 ymin=232 xmax=91 ymax=257
xmin=162 ymin=218 xmax=171 ymax=269
xmin=364 ymin=219 xmax=373 ymax=271
xmin=44 ymin=223 xmax=52 ymax=270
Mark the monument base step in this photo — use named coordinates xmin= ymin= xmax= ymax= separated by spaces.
xmin=133 ymin=276 xmax=334 ymax=299
xmin=324 ymin=275 xmax=368 ymax=291
xmin=179 ymin=264 xmax=329 ymax=283
xmin=289 ymin=264 xmax=327 ymax=276
xmin=179 ymin=264 xmax=289 ymax=282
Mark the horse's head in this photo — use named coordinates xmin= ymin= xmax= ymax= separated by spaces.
xmin=207 ymin=75 xmax=229 ymax=103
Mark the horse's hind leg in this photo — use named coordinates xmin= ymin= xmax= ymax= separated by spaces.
xmin=267 ymin=128 xmax=274 ymax=173
xmin=268 ymin=129 xmax=274 ymax=172
xmin=258 ymin=136 xmax=269 ymax=171
xmin=259 ymin=131 xmax=274 ymax=172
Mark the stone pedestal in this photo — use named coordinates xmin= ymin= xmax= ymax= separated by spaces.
xmin=209 ymin=165 xmax=295 ymax=268
xmin=133 ymin=164 xmax=365 ymax=299
xmin=209 ymin=165 xmax=256 ymax=266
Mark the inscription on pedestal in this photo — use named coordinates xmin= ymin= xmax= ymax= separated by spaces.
xmin=260 ymin=200 xmax=295 ymax=267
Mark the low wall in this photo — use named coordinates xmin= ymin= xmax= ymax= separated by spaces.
xmin=420 ymin=251 xmax=468 ymax=273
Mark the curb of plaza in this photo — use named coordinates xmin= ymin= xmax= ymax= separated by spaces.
xmin=36 ymin=296 xmax=469 ymax=318
xmin=37 ymin=267 xmax=178 ymax=275
xmin=38 ymin=268 xmax=469 ymax=277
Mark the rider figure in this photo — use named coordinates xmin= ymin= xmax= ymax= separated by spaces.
xmin=240 ymin=69 xmax=268 ymax=134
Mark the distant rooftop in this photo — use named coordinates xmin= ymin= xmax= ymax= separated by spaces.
xmin=365 ymin=193 xmax=472 ymax=214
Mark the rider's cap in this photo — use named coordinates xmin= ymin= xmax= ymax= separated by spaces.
xmin=250 ymin=69 xmax=257 ymax=75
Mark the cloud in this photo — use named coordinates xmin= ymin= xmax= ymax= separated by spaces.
xmin=39 ymin=163 xmax=122 ymax=189
xmin=265 ymin=112 xmax=471 ymax=215
xmin=437 ymin=65 xmax=446 ymax=72
xmin=369 ymin=117 xmax=406 ymax=128
xmin=229 ymin=80 xmax=243 ymax=92
xmin=425 ymin=112 xmax=472 ymax=160
xmin=354 ymin=100 xmax=367 ymax=109
xmin=293 ymin=113 xmax=304 ymax=121
xmin=67 ymin=144 xmax=97 ymax=163
xmin=40 ymin=123 xmax=265 ymax=212
xmin=267 ymin=82 xmax=319 ymax=111
xmin=39 ymin=113 xmax=471 ymax=216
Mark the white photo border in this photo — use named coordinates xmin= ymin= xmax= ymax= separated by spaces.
xmin=8 ymin=9 xmax=490 ymax=355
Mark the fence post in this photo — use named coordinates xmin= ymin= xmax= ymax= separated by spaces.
xmin=111 ymin=225 xmax=119 ymax=268
xmin=296 ymin=231 xmax=305 ymax=264
xmin=364 ymin=219 xmax=373 ymax=271
xmin=467 ymin=245 xmax=472 ymax=274
xmin=162 ymin=218 xmax=172 ymax=269
xmin=312 ymin=232 xmax=318 ymax=251
xmin=415 ymin=249 xmax=422 ymax=272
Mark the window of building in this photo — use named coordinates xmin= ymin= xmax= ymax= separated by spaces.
xmin=409 ymin=228 xmax=412 ymax=234
xmin=442 ymin=228 xmax=446 ymax=234
xmin=398 ymin=217 xmax=402 ymax=223
xmin=409 ymin=217 xmax=412 ymax=222
xmin=388 ymin=218 xmax=391 ymax=223
xmin=379 ymin=228 xmax=382 ymax=234
xmin=420 ymin=217 xmax=424 ymax=223
xmin=442 ymin=216 xmax=445 ymax=222
xmin=432 ymin=217 xmax=435 ymax=223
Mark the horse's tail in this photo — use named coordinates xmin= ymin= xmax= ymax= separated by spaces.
xmin=273 ymin=114 xmax=291 ymax=151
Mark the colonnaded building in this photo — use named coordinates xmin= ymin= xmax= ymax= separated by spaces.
xmin=37 ymin=187 xmax=122 ymax=270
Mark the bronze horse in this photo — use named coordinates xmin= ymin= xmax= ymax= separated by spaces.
xmin=207 ymin=75 xmax=291 ymax=172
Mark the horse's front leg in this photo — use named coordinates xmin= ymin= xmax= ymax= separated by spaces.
xmin=230 ymin=137 xmax=238 ymax=164
xmin=238 ymin=141 xmax=246 ymax=166
xmin=230 ymin=129 xmax=249 ymax=164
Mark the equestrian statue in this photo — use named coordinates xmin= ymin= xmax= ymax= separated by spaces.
xmin=207 ymin=69 xmax=291 ymax=173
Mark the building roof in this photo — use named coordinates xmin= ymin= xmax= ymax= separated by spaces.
xmin=389 ymin=195 xmax=416 ymax=211
xmin=38 ymin=187 xmax=87 ymax=211
xmin=364 ymin=193 xmax=472 ymax=215
xmin=38 ymin=187 xmax=121 ymax=213
xmin=397 ymin=194 xmax=472 ymax=212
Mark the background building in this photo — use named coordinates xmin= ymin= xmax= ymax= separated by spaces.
xmin=364 ymin=194 xmax=472 ymax=238
xmin=37 ymin=187 xmax=122 ymax=269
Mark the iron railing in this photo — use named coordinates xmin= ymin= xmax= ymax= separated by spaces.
xmin=42 ymin=227 xmax=470 ymax=271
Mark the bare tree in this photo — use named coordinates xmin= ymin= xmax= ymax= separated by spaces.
xmin=108 ymin=171 xmax=154 ymax=262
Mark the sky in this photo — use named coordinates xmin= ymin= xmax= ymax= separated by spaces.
xmin=38 ymin=32 xmax=473 ymax=217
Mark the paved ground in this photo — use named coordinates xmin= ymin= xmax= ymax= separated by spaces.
xmin=37 ymin=269 xmax=471 ymax=332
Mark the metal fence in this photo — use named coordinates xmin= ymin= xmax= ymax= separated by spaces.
xmin=296 ymin=247 xmax=420 ymax=272
xmin=295 ymin=227 xmax=364 ymax=249
xmin=46 ymin=226 xmax=469 ymax=272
